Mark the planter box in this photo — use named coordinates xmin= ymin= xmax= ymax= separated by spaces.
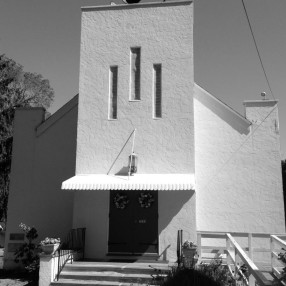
xmin=41 ymin=244 xmax=59 ymax=255
xmin=182 ymin=247 xmax=197 ymax=268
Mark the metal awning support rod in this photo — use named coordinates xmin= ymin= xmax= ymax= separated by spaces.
xmin=128 ymin=128 xmax=136 ymax=180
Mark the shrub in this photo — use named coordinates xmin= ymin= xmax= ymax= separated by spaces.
xmin=14 ymin=223 xmax=40 ymax=275
xmin=278 ymin=248 xmax=286 ymax=283
xmin=159 ymin=260 xmax=235 ymax=286
xmin=198 ymin=259 xmax=235 ymax=286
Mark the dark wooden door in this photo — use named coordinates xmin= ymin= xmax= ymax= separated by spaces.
xmin=108 ymin=190 xmax=158 ymax=254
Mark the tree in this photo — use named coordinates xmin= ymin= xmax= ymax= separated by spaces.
xmin=0 ymin=54 xmax=54 ymax=223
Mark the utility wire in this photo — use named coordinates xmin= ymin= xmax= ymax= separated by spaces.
xmin=241 ymin=0 xmax=275 ymax=100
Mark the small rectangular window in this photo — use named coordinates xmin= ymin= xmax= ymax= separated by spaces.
xmin=109 ymin=66 xmax=118 ymax=120
xmin=130 ymin=47 xmax=141 ymax=100
xmin=153 ymin=64 xmax=162 ymax=118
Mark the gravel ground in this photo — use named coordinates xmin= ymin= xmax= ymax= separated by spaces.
xmin=0 ymin=278 xmax=30 ymax=286
xmin=0 ymin=270 xmax=38 ymax=286
xmin=0 ymin=248 xmax=38 ymax=286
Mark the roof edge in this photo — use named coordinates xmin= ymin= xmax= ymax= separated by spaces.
xmin=36 ymin=94 xmax=78 ymax=137
xmin=194 ymin=83 xmax=251 ymax=125
xmin=81 ymin=1 xmax=192 ymax=12
xmin=243 ymin=99 xmax=278 ymax=106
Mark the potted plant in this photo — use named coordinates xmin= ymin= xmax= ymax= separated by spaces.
xmin=40 ymin=237 xmax=61 ymax=254
xmin=182 ymin=240 xmax=198 ymax=268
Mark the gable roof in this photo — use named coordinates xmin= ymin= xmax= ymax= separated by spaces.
xmin=194 ymin=84 xmax=251 ymax=134
xmin=36 ymin=94 xmax=78 ymax=137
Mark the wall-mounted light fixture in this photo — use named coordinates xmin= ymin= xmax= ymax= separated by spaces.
xmin=128 ymin=152 xmax=138 ymax=176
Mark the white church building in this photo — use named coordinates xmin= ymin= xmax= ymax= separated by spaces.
xmin=4 ymin=0 xmax=285 ymax=267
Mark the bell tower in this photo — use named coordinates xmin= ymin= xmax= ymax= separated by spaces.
xmin=76 ymin=0 xmax=194 ymax=175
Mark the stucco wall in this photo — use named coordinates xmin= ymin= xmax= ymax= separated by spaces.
xmin=194 ymin=84 xmax=285 ymax=233
xmin=76 ymin=1 xmax=194 ymax=175
xmin=72 ymin=191 xmax=109 ymax=259
xmin=72 ymin=190 xmax=195 ymax=262
xmin=159 ymin=191 xmax=196 ymax=262
xmin=4 ymin=100 xmax=78 ymax=269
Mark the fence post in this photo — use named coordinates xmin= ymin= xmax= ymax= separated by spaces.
xmin=248 ymin=233 xmax=253 ymax=260
xmin=226 ymin=234 xmax=232 ymax=272
xmin=39 ymin=254 xmax=54 ymax=286
xmin=248 ymin=273 xmax=256 ymax=286
xmin=270 ymin=235 xmax=275 ymax=272
xmin=177 ymin=230 xmax=182 ymax=265
xmin=234 ymin=248 xmax=238 ymax=283
xmin=197 ymin=232 xmax=202 ymax=264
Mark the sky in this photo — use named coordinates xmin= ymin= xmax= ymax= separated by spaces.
xmin=0 ymin=0 xmax=286 ymax=157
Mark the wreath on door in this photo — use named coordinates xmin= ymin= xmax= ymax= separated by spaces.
xmin=113 ymin=193 xmax=130 ymax=209
xmin=138 ymin=192 xmax=155 ymax=208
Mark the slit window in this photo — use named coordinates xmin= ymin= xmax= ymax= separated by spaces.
xmin=130 ymin=47 xmax=141 ymax=100
xmin=109 ymin=66 xmax=118 ymax=120
xmin=153 ymin=64 xmax=162 ymax=118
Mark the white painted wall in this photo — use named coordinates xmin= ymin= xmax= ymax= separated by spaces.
xmin=4 ymin=99 xmax=78 ymax=269
xmin=72 ymin=191 xmax=110 ymax=259
xmin=159 ymin=191 xmax=196 ymax=262
xmin=76 ymin=1 xmax=194 ymax=175
xmin=73 ymin=1 xmax=195 ymax=261
xmin=72 ymin=190 xmax=196 ymax=262
xmin=194 ymin=84 xmax=285 ymax=233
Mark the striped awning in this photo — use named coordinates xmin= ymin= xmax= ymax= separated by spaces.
xmin=61 ymin=174 xmax=195 ymax=191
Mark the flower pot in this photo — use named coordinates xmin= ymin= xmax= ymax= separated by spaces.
xmin=41 ymin=244 xmax=59 ymax=254
xmin=182 ymin=247 xmax=197 ymax=268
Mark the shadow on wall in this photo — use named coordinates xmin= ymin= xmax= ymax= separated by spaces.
xmin=195 ymin=85 xmax=251 ymax=135
xmin=158 ymin=190 xmax=196 ymax=260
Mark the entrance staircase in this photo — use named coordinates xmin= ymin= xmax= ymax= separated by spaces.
xmin=51 ymin=261 xmax=169 ymax=286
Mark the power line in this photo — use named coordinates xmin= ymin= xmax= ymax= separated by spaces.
xmin=241 ymin=0 xmax=275 ymax=100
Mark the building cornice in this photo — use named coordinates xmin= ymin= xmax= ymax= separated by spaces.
xmin=81 ymin=1 xmax=192 ymax=12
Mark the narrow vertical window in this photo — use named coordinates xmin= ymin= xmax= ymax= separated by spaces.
xmin=109 ymin=66 xmax=118 ymax=120
xmin=130 ymin=47 xmax=141 ymax=100
xmin=153 ymin=64 xmax=162 ymax=118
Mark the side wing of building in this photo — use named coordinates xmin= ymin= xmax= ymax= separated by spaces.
xmin=194 ymin=84 xmax=285 ymax=234
xmin=4 ymin=96 xmax=78 ymax=269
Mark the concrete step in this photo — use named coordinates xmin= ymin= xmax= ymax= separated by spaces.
xmin=51 ymin=280 xmax=141 ymax=286
xmin=59 ymin=271 xmax=154 ymax=283
xmin=63 ymin=261 xmax=169 ymax=274
xmin=51 ymin=261 xmax=170 ymax=286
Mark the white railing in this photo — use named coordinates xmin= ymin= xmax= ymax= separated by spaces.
xmin=271 ymin=234 xmax=286 ymax=285
xmin=226 ymin=233 xmax=272 ymax=286
xmin=197 ymin=231 xmax=284 ymax=265
xmin=197 ymin=231 xmax=286 ymax=286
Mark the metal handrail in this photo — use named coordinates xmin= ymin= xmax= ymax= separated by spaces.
xmin=54 ymin=247 xmax=73 ymax=281
xmin=177 ymin=229 xmax=183 ymax=265
xmin=52 ymin=228 xmax=86 ymax=281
